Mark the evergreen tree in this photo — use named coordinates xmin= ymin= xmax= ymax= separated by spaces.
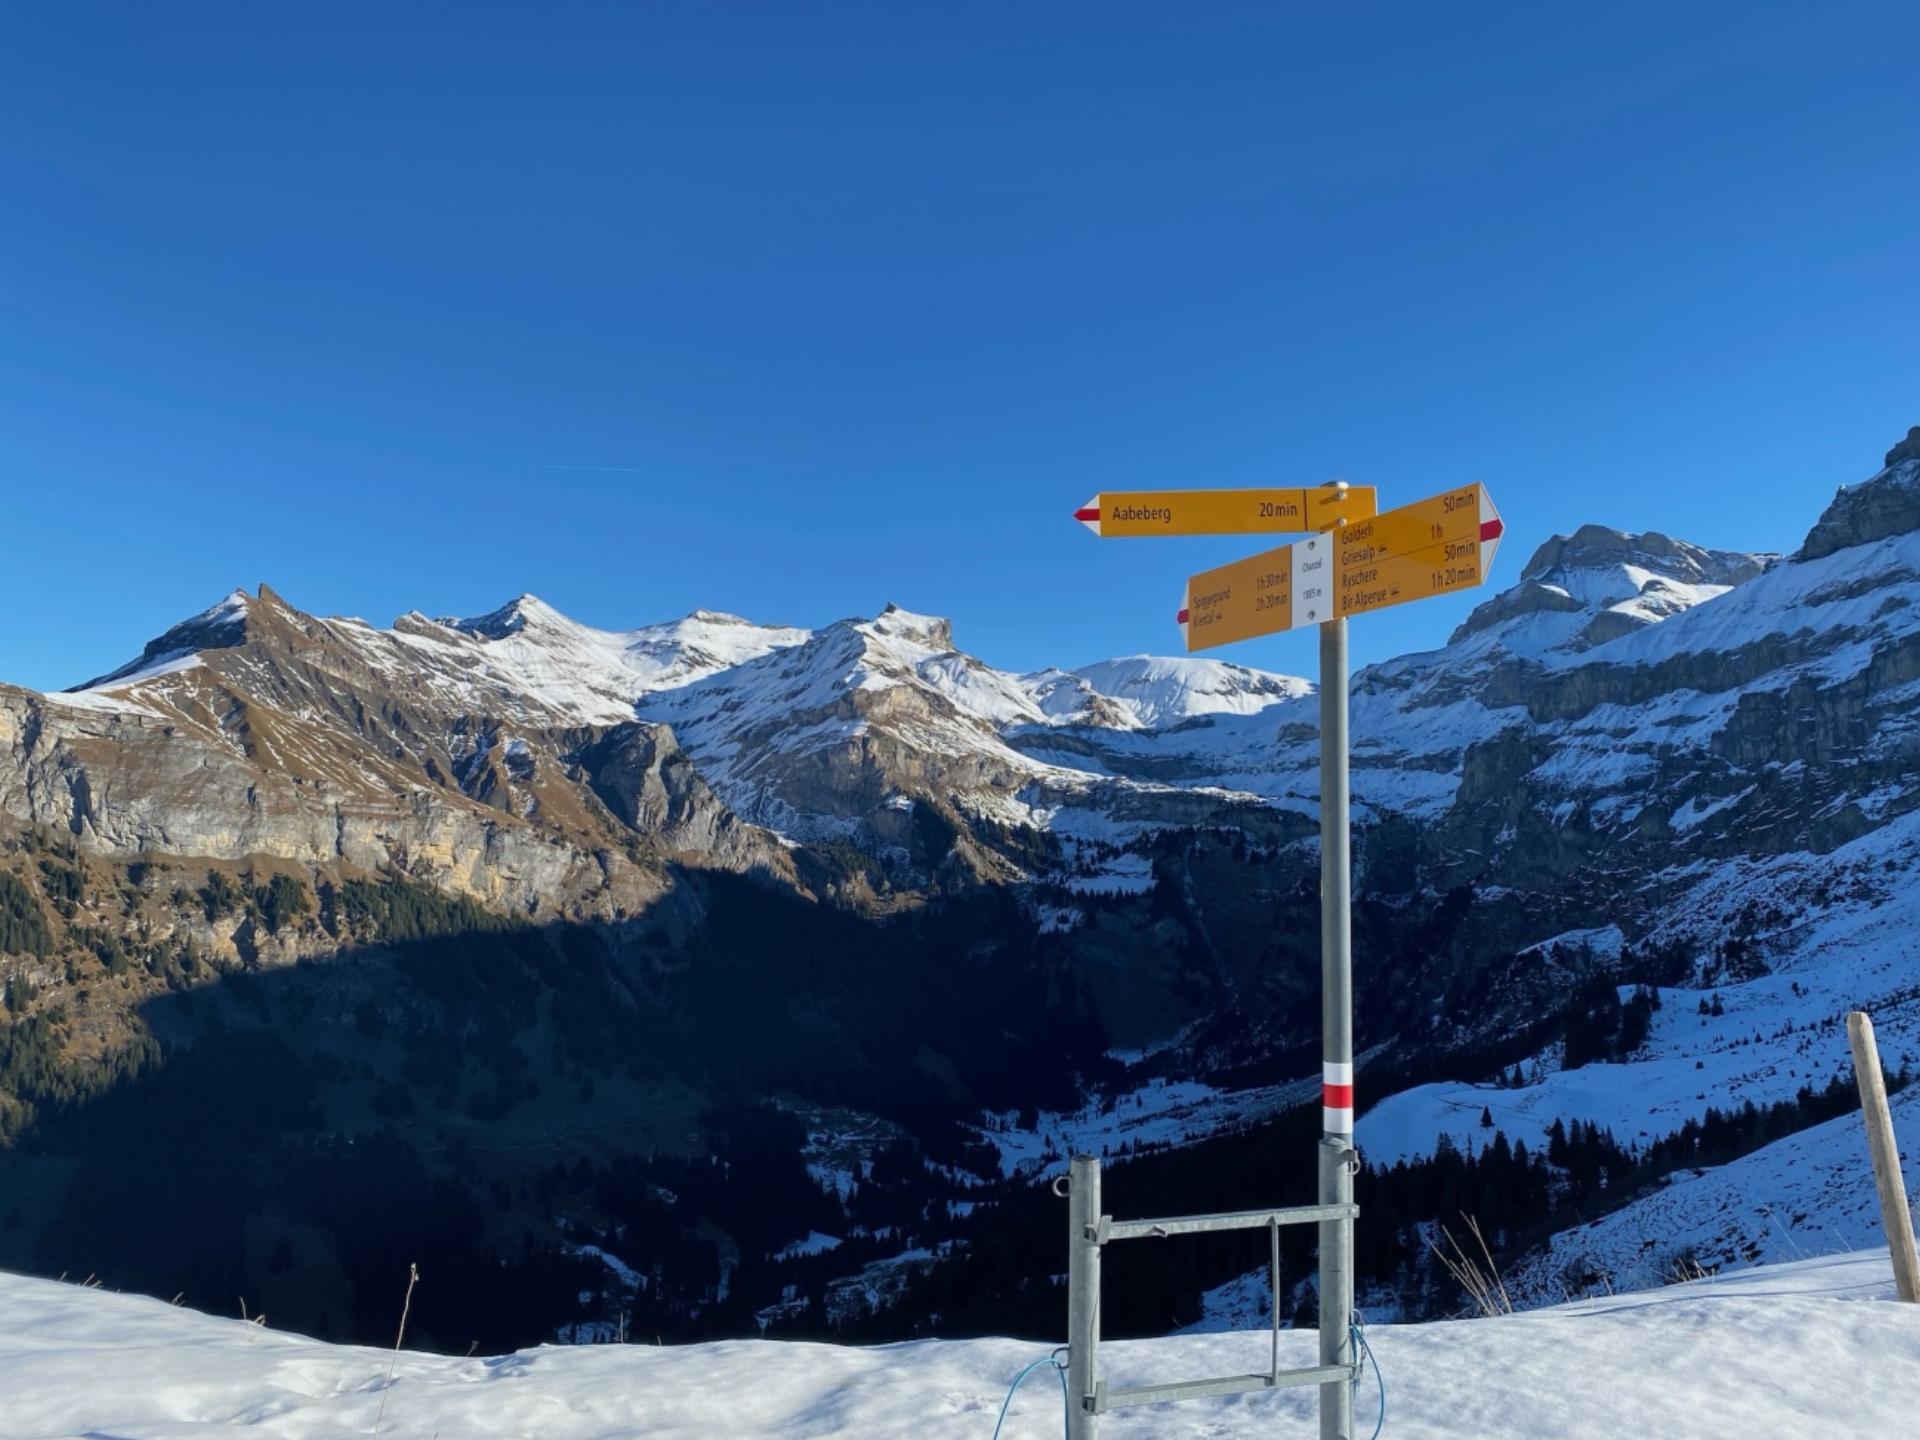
xmin=1546 ymin=1117 xmax=1569 ymax=1166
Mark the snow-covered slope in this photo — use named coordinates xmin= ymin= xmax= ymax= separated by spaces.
xmin=442 ymin=595 xmax=813 ymax=715
xmin=67 ymin=590 xmax=810 ymax=727
xmin=1360 ymin=808 xmax=1920 ymax=1168
xmin=1509 ymin=1088 xmax=1920 ymax=1304
xmin=629 ymin=605 xmax=1325 ymax=854
xmin=1024 ymin=656 xmax=1312 ymax=729
xmin=2 ymin=1254 xmax=1914 ymax=1439
xmin=1447 ymin=526 xmax=1772 ymax=660
xmin=630 ymin=605 xmax=1090 ymax=847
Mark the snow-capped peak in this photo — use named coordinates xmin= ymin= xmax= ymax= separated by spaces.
xmin=1449 ymin=525 xmax=1773 ymax=657
xmin=416 ymin=596 xmax=812 ymax=719
xmin=862 ymin=604 xmax=954 ymax=652
xmin=448 ymin=593 xmax=571 ymax=640
xmin=204 ymin=588 xmax=253 ymax=622
xmin=1028 ymin=655 xmax=1312 ymax=730
xmin=683 ymin=608 xmax=755 ymax=626
xmin=69 ymin=587 xmax=257 ymax=691
xmin=621 ymin=610 xmax=812 ymax=688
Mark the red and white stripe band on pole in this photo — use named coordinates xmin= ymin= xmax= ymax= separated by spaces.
xmin=1322 ymin=1061 xmax=1354 ymax=1135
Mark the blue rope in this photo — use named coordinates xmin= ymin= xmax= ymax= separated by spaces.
xmin=988 ymin=1352 xmax=1070 ymax=1440
xmin=1351 ymin=1320 xmax=1386 ymax=1440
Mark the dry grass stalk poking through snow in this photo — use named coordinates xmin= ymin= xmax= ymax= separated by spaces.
xmin=1426 ymin=1214 xmax=1514 ymax=1317
xmin=372 ymin=1262 xmax=420 ymax=1438
xmin=1668 ymin=1253 xmax=1718 ymax=1287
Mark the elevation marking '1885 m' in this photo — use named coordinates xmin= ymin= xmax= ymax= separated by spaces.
xmin=1074 ymin=484 xmax=1377 ymax=538
xmin=1176 ymin=482 xmax=1504 ymax=652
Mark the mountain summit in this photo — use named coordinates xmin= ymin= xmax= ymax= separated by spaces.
xmin=1800 ymin=430 xmax=1920 ymax=561
xmin=1449 ymin=525 xmax=1773 ymax=655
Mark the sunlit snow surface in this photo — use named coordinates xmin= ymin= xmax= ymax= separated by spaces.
xmin=3 ymin=1254 xmax=1916 ymax=1438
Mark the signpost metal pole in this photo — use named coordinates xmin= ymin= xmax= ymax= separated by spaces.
xmin=1317 ymin=614 xmax=1356 ymax=1440
xmin=1066 ymin=1153 xmax=1102 ymax=1440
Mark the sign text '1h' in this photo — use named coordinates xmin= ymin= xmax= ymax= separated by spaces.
xmin=1177 ymin=482 xmax=1504 ymax=651
xmin=1074 ymin=484 xmax=1377 ymax=538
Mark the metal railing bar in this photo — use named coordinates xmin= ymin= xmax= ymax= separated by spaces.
xmin=1096 ymin=1363 xmax=1358 ymax=1412
xmin=1098 ymin=1202 xmax=1357 ymax=1243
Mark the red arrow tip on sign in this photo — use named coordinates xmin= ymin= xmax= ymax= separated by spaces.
xmin=1074 ymin=507 xmax=1100 ymax=523
xmin=1480 ymin=517 xmax=1504 ymax=542
xmin=1176 ymin=608 xmax=1190 ymax=625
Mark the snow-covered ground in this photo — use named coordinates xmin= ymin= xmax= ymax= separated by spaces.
xmin=4 ymin=1253 xmax=1917 ymax=1438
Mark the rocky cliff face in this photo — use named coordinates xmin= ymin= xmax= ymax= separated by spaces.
xmin=2 ymin=433 xmax=1917 ymax=1061
xmin=0 ymin=586 xmax=794 ymax=926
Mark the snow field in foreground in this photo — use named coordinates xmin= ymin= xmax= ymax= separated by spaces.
xmin=2 ymin=1253 xmax=1917 ymax=1438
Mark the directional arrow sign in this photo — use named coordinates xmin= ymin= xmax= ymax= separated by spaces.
xmin=1330 ymin=482 xmax=1503 ymax=622
xmin=1075 ymin=485 xmax=1376 ymax=538
xmin=1178 ymin=483 xmax=1503 ymax=652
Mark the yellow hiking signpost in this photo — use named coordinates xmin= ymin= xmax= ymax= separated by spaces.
xmin=1073 ymin=484 xmax=1376 ymax=537
xmin=1064 ymin=475 xmax=1505 ymax=1440
xmin=1176 ymin=482 xmax=1504 ymax=651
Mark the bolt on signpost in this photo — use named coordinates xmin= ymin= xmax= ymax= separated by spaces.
xmin=1069 ymin=479 xmax=1504 ymax=1440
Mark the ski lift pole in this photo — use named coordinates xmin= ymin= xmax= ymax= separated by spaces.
xmin=1317 ymin=613 xmax=1356 ymax=1440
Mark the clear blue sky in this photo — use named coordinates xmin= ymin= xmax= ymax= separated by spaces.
xmin=3 ymin=3 xmax=1917 ymax=692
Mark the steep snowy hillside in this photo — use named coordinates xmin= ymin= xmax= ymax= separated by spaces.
xmin=1360 ymin=807 xmax=1920 ymax=1168
xmin=629 ymin=605 xmax=1093 ymax=861
xmin=2 ymin=1254 xmax=1913 ymax=1439
xmin=1509 ymin=1088 xmax=1920 ymax=1303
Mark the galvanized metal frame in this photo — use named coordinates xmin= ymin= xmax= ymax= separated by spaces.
xmin=1062 ymin=1154 xmax=1360 ymax=1433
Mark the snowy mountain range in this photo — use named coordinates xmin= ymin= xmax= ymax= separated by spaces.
xmin=2 ymin=426 xmax=1919 ymax=1344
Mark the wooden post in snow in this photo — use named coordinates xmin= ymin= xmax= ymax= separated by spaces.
xmin=1847 ymin=1011 xmax=1920 ymax=1303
